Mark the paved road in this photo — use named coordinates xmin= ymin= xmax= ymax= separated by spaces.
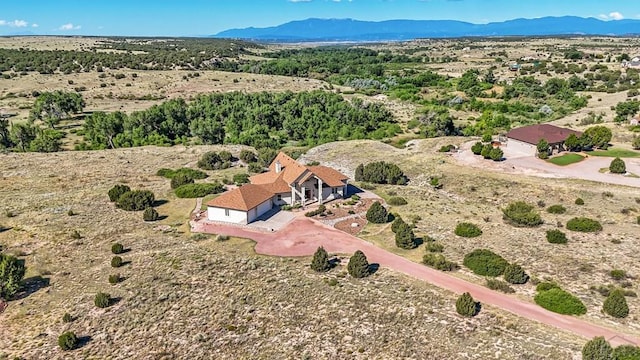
xmin=192 ymin=217 xmax=640 ymax=347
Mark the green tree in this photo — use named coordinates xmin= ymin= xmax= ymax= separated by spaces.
xmin=484 ymin=69 xmax=496 ymax=84
xmin=116 ymin=190 xmax=155 ymax=211
xmin=347 ymin=250 xmax=370 ymax=278
xmin=395 ymin=222 xmax=417 ymax=249
xmin=239 ymin=149 xmax=257 ymax=163
xmin=0 ymin=253 xmax=26 ymax=299
xmin=170 ymin=173 xmax=194 ymax=189
xmin=489 ymin=147 xmax=503 ymax=161
xmin=480 ymin=144 xmax=492 ymax=159
xmin=354 ymin=164 xmax=364 ymax=182
xmin=94 ymin=292 xmax=111 ymax=308
xmin=503 ymin=263 xmax=529 ymax=284
xmin=633 ymin=136 xmax=640 ymax=150
xmin=609 ymin=157 xmax=626 ymax=174
xmin=456 ymin=292 xmax=478 ymax=317
xmin=83 ymin=111 xmax=125 ymax=149
xmin=366 ymin=201 xmax=388 ymax=224
xmin=603 ymin=289 xmax=629 ymax=318
xmin=391 ymin=215 xmax=406 ymax=233
xmin=143 ymin=207 xmax=159 ymax=221
xmin=613 ymin=345 xmax=640 ymax=360
xmin=30 ymin=91 xmax=85 ymax=129
xmin=583 ymin=126 xmax=612 ymax=149
xmin=564 ymin=133 xmax=580 ymax=151
xmin=108 ymin=184 xmax=131 ymax=202
xmin=310 ymin=246 xmax=331 ymax=272
xmin=58 ymin=331 xmax=79 ymax=351
xmin=582 ymin=337 xmax=613 ymax=360
xmin=536 ymin=139 xmax=550 ymax=159
xmin=9 ymin=122 xmax=36 ymax=152
xmin=471 ymin=141 xmax=483 ymax=155
xmin=29 ymin=129 xmax=64 ymax=153
xmin=0 ymin=118 xmax=11 ymax=148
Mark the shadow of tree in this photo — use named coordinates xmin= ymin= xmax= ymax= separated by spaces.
xmin=153 ymin=199 xmax=169 ymax=207
xmin=77 ymin=335 xmax=92 ymax=349
xmin=369 ymin=263 xmax=380 ymax=275
xmin=13 ymin=276 xmax=50 ymax=300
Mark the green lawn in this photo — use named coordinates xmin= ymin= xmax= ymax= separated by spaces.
xmin=547 ymin=153 xmax=585 ymax=166
xmin=586 ymin=149 xmax=640 ymax=158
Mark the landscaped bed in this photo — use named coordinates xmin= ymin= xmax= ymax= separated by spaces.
xmin=586 ymin=149 xmax=640 ymax=158
xmin=547 ymin=153 xmax=585 ymax=166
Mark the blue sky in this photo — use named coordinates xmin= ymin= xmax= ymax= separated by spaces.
xmin=0 ymin=0 xmax=638 ymax=36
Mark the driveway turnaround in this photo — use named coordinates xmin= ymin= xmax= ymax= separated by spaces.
xmin=192 ymin=217 xmax=639 ymax=347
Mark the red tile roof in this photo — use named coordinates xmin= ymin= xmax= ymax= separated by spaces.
xmin=506 ymin=124 xmax=582 ymax=145
xmin=308 ymin=166 xmax=349 ymax=187
xmin=207 ymin=184 xmax=274 ymax=211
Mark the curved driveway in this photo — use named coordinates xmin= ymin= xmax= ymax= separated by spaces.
xmin=192 ymin=217 xmax=639 ymax=347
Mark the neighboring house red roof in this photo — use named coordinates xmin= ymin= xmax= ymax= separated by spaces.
xmin=207 ymin=184 xmax=274 ymax=211
xmin=506 ymin=124 xmax=582 ymax=145
xmin=210 ymin=152 xmax=349 ymax=212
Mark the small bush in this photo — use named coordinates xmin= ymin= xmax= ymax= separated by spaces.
xmin=603 ymin=289 xmax=629 ymax=318
xmin=582 ymin=337 xmax=613 ymax=360
xmin=504 ymin=263 xmax=529 ymax=284
xmin=170 ymin=173 xmax=194 ymax=189
xmin=108 ymin=274 xmax=121 ymax=285
xmin=62 ymin=312 xmax=73 ymax=323
xmin=58 ymin=331 xmax=78 ymax=351
xmin=502 ymin=201 xmax=543 ymax=227
xmin=610 ymin=269 xmax=627 ymax=280
xmin=423 ymin=253 xmax=458 ymax=271
xmin=546 ymin=204 xmax=567 ymax=214
xmin=70 ymin=230 xmax=82 ymax=240
xmin=143 ymin=207 xmax=159 ymax=221
xmin=463 ymin=249 xmax=508 ymax=277
xmin=425 ymin=242 xmax=444 ymax=253
xmin=486 ymin=278 xmax=515 ymax=293
xmin=116 ymin=190 xmax=155 ymax=211
xmin=233 ymin=173 xmax=250 ymax=184
xmin=566 ymin=217 xmax=602 ymax=232
xmin=311 ymin=246 xmax=331 ymax=272
xmin=108 ymin=184 xmax=131 ymax=202
xmin=536 ymin=282 xmax=560 ymax=292
xmin=456 ymin=292 xmax=478 ymax=317
xmin=94 ymin=292 xmax=111 ymax=308
xmin=546 ymin=229 xmax=568 ymax=244
xmin=174 ymin=183 xmax=224 ymax=198
xmin=239 ymin=149 xmax=257 ymax=163
xmin=305 ymin=205 xmax=326 ymax=218
xmin=215 ymin=234 xmax=229 ymax=242
xmin=111 ymin=256 xmax=123 ymax=268
xmin=366 ymin=201 xmax=388 ymax=224
xmin=111 ymin=243 xmax=124 ymax=254
xmin=454 ymin=222 xmax=482 ymax=238
xmin=439 ymin=144 xmax=455 ymax=152
xmin=575 ymin=198 xmax=585 ymax=205
xmin=471 ymin=141 xmax=484 ymax=155
xmin=534 ymin=287 xmax=586 ymax=315
xmin=387 ymin=196 xmax=408 ymax=206
xmin=609 ymin=157 xmax=626 ymax=174
xmin=348 ymin=250 xmax=370 ymax=278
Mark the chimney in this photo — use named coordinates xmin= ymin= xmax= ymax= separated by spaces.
xmin=275 ymin=161 xmax=282 ymax=173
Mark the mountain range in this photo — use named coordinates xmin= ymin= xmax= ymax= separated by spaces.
xmin=213 ymin=17 xmax=640 ymax=42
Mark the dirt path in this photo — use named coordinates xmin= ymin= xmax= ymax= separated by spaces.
xmin=192 ymin=217 xmax=640 ymax=347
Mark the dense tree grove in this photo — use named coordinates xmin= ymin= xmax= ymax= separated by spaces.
xmin=81 ymin=91 xmax=399 ymax=150
xmin=29 ymin=91 xmax=85 ymax=129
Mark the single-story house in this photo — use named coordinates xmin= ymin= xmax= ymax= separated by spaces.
xmin=631 ymin=117 xmax=640 ymax=126
xmin=207 ymin=152 xmax=349 ymax=224
xmin=505 ymin=124 xmax=582 ymax=156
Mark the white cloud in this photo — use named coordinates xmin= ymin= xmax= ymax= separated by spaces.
xmin=32 ymin=23 xmax=39 ymax=28
xmin=59 ymin=23 xmax=81 ymax=30
xmin=0 ymin=19 xmax=29 ymax=27
xmin=599 ymin=12 xmax=624 ymax=21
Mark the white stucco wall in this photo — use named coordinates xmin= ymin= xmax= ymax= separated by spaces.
xmin=505 ymin=139 xmax=536 ymax=157
xmin=248 ymin=199 xmax=273 ymax=223
xmin=207 ymin=206 xmax=247 ymax=224
xmin=321 ymin=186 xmax=345 ymax=201
xmin=273 ymin=193 xmax=292 ymax=206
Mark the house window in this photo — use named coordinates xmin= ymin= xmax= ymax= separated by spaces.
xmin=225 ymin=209 xmax=230 ymax=216
xmin=277 ymin=194 xmax=282 ymax=201
xmin=332 ymin=188 xmax=338 ymax=194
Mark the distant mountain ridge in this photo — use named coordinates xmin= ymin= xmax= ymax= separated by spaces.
xmin=213 ymin=17 xmax=640 ymax=42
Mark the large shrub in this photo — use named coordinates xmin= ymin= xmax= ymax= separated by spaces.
xmin=143 ymin=207 xmax=159 ymax=221
xmin=170 ymin=173 xmax=194 ymax=189
xmin=613 ymin=345 xmax=640 ymax=360
xmin=546 ymin=229 xmax=568 ymax=244
xmin=603 ymin=289 xmax=629 ymax=318
xmin=197 ymin=151 xmax=231 ymax=170
xmin=233 ymin=173 xmax=250 ymax=184
xmin=94 ymin=292 xmax=111 ymax=308
xmin=534 ymin=287 xmax=587 ymax=315
xmin=58 ymin=331 xmax=78 ymax=351
xmin=366 ymin=201 xmax=388 ymax=224
xmin=609 ymin=157 xmax=626 ymax=174
xmin=503 ymin=263 xmax=529 ymax=284
xmin=355 ymin=161 xmax=407 ymax=185
xmin=463 ymin=249 xmax=508 ymax=277
xmin=174 ymin=183 xmax=224 ymax=198
xmin=239 ymin=149 xmax=257 ymax=163
xmin=456 ymin=292 xmax=478 ymax=317
xmin=582 ymin=337 xmax=613 ymax=360
xmin=116 ymin=190 xmax=155 ymax=211
xmin=486 ymin=278 xmax=515 ymax=293
xmin=395 ymin=222 xmax=417 ymax=250
xmin=454 ymin=222 xmax=482 ymax=238
xmin=502 ymin=201 xmax=543 ymax=227
xmin=347 ymin=250 xmax=370 ymax=278
xmin=391 ymin=216 xmax=406 ymax=233
xmin=387 ymin=196 xmax=408 ymax=206
xmin=471 ymin=141 xmax=483 ymax=155
xmin=566 ymin=217 xmax=602 ymax=232
xmin=423 ymin=253 xmax=458 ymax=271
xmin=310 ymin=246 xmax=331 ymax=272
xmin=108 ymin=184 xmax=131 ymax=202
xmin=0 ymin=253 xmax=26 ymax=299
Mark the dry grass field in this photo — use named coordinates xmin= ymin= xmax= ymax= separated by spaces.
xmin=0 ymin=145 xmax=585 ymax=359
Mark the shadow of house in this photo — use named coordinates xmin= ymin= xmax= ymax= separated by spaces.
xmin=346 ymin=184 xmax=364 ymax=196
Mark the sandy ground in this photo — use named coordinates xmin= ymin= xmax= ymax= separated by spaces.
xmin=454 ymin=142 xmax=640 ymax=188
xmin=191 ymin=216 xmax=639 ymax=347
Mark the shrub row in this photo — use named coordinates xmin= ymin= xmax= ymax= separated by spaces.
xmin=156 ymin=167 xmax=207 ymax=179
xmin=305 ymin=205 xmax=326 ymax=217
xmin=174 ymin=183 xmax=224 ymax=198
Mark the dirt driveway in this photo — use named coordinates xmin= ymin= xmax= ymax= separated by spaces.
xmin=192 ymin=217 xmax=639 ymax=346
xmin=455 ymin=143 xmax=640 ymax=188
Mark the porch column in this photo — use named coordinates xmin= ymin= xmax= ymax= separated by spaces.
xmin=301 ymin=186 xmax=306 ymax=207
xmin=317 ymin=178 xmax=323 ymax=205
xmin=291 ymin=186 xmax=296 ymax=205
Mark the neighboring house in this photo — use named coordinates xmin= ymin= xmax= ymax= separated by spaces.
xmin=207 ymin=152 xmax=349 ymax=224
xmin=631 ymin=117 xmax=640 ymax=126
xmin=505 ymin=124 xmax=582 ymax=155
xmin=622 ymin=57 xmax=640 ymax=69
